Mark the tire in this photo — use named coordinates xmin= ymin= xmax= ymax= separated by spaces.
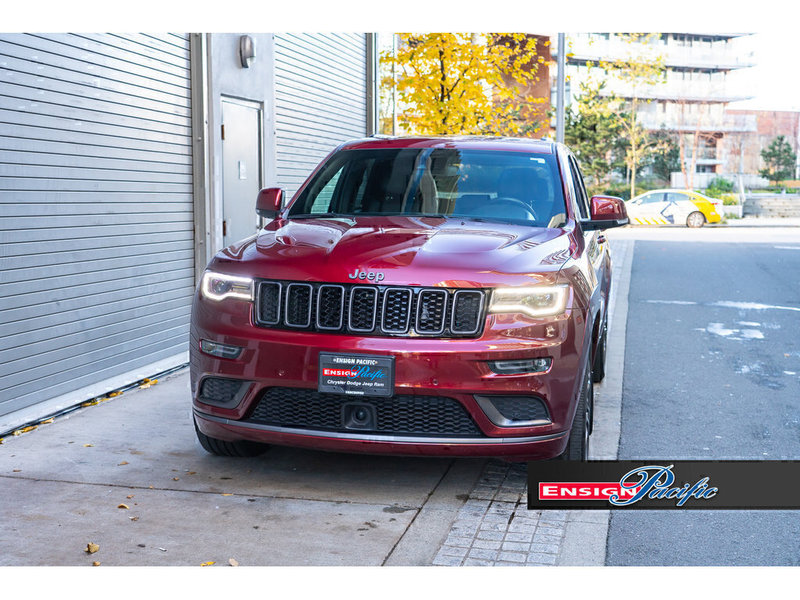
xmin=194 ymin=420 xmax=269 ymax=457
xmin=686 ymin=211 xmax=706 ymax=228
xmin=557 ymin=361 xmax=593 ymax=461
xmin=592 ymin=317 xmax=608 ymax=384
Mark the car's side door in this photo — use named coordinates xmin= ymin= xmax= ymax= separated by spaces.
xmin=632 ymin=192 xmax=670 ymax=224
xmin=664 ymin=191 xmax=695 ymax=223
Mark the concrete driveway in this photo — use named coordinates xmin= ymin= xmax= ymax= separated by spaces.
xmin=0 ymin=371 xmax=485 ymax=566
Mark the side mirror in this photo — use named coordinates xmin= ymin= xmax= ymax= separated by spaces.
xmin=256 ymin=187 xmax=283 ymax=219
xmin=582 ymin=195 xmax=629 ymax=230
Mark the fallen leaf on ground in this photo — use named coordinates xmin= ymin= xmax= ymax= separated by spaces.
xmin=172 ymin=477 xmax=180 ymax=481
xmin=83 ymin=444 xmax=94 ymax=448
xmin=92 ymin=561 xmax=101 ymax=567
xmin=13 ymin=469 xmax=21 ymax=473
xmin=117 ymin=504 xmax=129 ymax=510
xmin=221 ymin=493 xmax=233 ymax=496
xmin=86 ymin=543 xmax=99 ymax=554
xmin=129 ymin=516 xmax=139 ymax=522
xmin=118 ymin=461 xmax=129 ymax=466
xmin=228 ymin=558 xmax=239 ymax=567
xmin=126 ymin=495 xmax=134 ymax=499
xmin=41 ymin=418 xmax=54 ymax=425
xmin=200 ymin=561 xmax=215 ymax=567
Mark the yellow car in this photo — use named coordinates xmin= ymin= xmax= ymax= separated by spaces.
xmin=626 ymin=189 xmax=722 ymax=228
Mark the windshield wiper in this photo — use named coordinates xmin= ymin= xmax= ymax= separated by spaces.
xmin=289 ymin=213 xmax=355 ymax=219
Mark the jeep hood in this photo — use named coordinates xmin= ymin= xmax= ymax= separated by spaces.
xmin=214 ymin=216 xmax=573 ymax=288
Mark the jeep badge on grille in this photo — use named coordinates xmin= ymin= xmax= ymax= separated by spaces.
xmin=348 ymin=269 xmax=385 ymax=282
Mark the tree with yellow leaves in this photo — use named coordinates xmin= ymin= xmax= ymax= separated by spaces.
xmin=381 ymin=33 xmax=544 ymax=136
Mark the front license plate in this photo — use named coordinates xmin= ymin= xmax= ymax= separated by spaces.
xmin=318 ymin=352 xmax=395 ymax=397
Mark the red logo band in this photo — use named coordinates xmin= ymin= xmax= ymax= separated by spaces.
xmin=539 ymin=482 xmax=642 ymax=501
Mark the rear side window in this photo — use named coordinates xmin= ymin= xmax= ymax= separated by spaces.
xmin=289 ymin=148 xmax=568 ymax=228
xmin=666 ymin=192 xmax=689 ymax=203
xmin=641 ymin=193 xmax=666 ymax=204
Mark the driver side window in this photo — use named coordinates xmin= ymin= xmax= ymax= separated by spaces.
xmin=568 ymin=156 xmax=590 ymax=219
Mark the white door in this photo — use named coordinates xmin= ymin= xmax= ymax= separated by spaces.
xmin=222 ymin=98 xmax=263 ymax=246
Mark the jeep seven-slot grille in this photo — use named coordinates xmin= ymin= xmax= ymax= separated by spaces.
xmin=255 ymin=280 xmax=486 ymax=338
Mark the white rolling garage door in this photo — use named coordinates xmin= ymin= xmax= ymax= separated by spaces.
xmin=273 ymin=33 xmax=367 ymax=198
xmin=0 ymin=33 xmax=194 ymax=419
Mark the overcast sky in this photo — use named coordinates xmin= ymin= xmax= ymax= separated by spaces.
xmin=727 ymin=33 xmax=800 ymax=112
xmin=9 ymin=1 xmax=799 ymax=115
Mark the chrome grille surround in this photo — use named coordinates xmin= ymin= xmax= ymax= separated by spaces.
xmin=254 ymin=280 xmax=486 ymax=338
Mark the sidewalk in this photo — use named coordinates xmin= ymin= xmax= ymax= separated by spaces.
xmin=0 ymin=370 xmax=484 ymax=566
xmin=722 ymin=216 xmax=800 ymax=227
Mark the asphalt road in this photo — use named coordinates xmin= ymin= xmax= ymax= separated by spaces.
xmin=606 ymin=227 xmax=800 ymax=565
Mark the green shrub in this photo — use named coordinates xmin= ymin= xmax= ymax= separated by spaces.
xmin=707 ymin=176 xmax=734 ymax=192
xmin=719 ymin=193 xmax=739 ymax=206
xmin=704 ymin=177 xmax=735 ymax=199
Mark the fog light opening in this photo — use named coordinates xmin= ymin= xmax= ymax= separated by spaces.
xmin=488 ymin=357 xmax=552 ymax=375
xmin=200 ymin=339 xmax=244 ymax=360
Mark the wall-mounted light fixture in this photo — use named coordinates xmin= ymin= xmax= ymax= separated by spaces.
xmin=239 ymin=35 xmax=256 ymax=68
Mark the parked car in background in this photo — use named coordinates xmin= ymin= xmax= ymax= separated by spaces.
xmin=190 ymin=136 xmax=628 ymax=462
xmin=626 ymin=189 xmax=722 ymax=227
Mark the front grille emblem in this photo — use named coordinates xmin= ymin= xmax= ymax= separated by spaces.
xmin=348 ymin=269 xmax=385 ymax=282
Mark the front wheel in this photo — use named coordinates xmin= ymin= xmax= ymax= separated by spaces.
xmin=194 ymin=420 xmax=269 ymax=457
xmin=557 ymin=362 xmax=593 ymax=461
xmin=592 ymin=317 xmax=608 ymax=384
xmin=686 ymin=211 xmax=706 ymax=228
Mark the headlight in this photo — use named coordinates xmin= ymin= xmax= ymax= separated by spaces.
xmin=200 ymin=271 xmax=254 ymax=302
xmin=489 ymin=284 xmax=569 ymax=318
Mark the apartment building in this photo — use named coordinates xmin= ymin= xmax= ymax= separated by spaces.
xmin=562 ymin=33 xmax=756 ymax=187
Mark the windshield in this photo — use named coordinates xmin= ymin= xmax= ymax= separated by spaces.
xmin=288 ymin=147 xmax=568 ymax=228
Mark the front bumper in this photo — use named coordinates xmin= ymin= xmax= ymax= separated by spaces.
xmin=190 ymin=295 xmax=586 ymax=460
xmin=194 ymin=410 xmax=569 ymax=459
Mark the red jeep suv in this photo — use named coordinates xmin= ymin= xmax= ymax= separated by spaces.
xmin=190 ymin=137 xmax=627 ymax=461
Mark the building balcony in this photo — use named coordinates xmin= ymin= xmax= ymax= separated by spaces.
xmin=565 ymin=36 xmax=754 ymax=72
xmin=590 ymin=77 xmax=753 ymax=105
xmin=638 ymin=112 xmax=757 ymax=134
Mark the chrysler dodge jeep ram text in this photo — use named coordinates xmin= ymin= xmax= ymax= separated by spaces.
xmin=190 ymin=136 xmax=628 ymax=461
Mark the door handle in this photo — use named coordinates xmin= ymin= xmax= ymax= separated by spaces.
xmin=222 ymin=220 xmax=227 ymax=237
